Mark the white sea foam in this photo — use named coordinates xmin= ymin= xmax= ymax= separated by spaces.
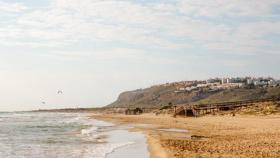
xmin=87 ymin=142 xmax=134 ymax=158
xmin=81 ymin=126 xmax=98 ymax=136
xmin=0 ymin=112 xmax=148 ymax=158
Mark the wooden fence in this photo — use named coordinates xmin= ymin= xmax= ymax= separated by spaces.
xmin=174 ymin=96 xmax=280 ymax=117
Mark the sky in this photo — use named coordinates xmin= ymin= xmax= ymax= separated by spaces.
xmin=0 ymin=0 xmax=280 ymax=111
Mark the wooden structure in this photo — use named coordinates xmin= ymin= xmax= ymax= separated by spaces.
xmin=174 ymin=96 xmax=280 ymax=117
xmin=125 ymin=108 xmax=143 ymax=115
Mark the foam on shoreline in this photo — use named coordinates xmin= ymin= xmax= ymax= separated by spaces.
xmin=0 ymin=112 xmax=150 ymax=158
xmin=78 ymin=115 xmax=150 ymax=158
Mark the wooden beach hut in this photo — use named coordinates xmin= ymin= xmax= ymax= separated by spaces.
xmin=125 ymin=108 xmax=143 ymax=115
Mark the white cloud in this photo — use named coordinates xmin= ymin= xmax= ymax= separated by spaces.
xmin=0 ymin=0 xmax=279 ymax=55
xmin=6 ymin=0 xmax=187 ymax=49
xmin=179 ymin=0 xmax=280 ymax=17
xmin=0 ymin=1 xmax=27 ymax=13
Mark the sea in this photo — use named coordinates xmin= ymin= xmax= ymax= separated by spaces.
xmin=0 ymin=112 xmax=149 ymax=158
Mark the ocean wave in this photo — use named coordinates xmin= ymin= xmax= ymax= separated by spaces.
xmin=60 ymin=114 xmax=86 ymax=123
xmin=0 ymin=112 xmax=146 ymax=158
xmin=90 ymin=142 xmax=134 ymax=158
xmin=81 ymin=126 xmax=98 ymax=136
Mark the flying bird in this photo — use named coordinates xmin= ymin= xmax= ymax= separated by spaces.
xmin=57 ymin=90 xmax=63 ymax=94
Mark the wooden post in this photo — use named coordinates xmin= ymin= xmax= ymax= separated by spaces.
xmin=193 ymin=108 xmax=197 ymax=117
xmin=173 ymin=106 xmax=177 ymax=117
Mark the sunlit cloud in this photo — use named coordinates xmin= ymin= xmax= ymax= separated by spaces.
xmin=0 ymin=1 xmax=27 ymax=13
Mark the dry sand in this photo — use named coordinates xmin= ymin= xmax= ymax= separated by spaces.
xmin=93 ymin=114 xmax=280 ymax=158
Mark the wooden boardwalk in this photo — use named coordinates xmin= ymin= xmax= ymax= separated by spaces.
xmin=174 ymin=96 xmax=280 ymax=117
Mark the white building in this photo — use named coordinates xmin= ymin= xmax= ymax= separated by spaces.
xmin=197 ymin=84 xmax=208 ymax=88
xmin=226 ymin=78 xmax=234 ymax=83
xmin=221 ymin=78 xmax=227 ymax=84
xmin=254 ymin=80 xmax=268 ymax=86
xmin=247 ymin=78 xmax=254 ymax=85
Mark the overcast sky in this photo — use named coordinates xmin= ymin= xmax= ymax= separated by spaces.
xmin=0 ymin=0 xmax=280 ymax=111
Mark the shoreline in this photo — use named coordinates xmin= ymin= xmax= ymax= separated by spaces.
xmin=80 ymin=114 xmax=151 ymax=158
xmin=93 ymin=114 xmax=174 ymax=158
xmin=93 ymin=113 xmax=280 ymax=158
xmin=104 ymin=127 xmax=150 ymax=158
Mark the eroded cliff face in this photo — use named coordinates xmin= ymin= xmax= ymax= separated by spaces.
xmin=107 ymin=85 xmax=177 ymax=108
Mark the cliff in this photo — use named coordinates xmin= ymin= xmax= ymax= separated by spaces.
xmin=107 ymin=82 xmax=280 ymax=108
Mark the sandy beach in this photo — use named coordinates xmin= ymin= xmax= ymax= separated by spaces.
xmin=93 ymin=113 xmax=280 ymax=158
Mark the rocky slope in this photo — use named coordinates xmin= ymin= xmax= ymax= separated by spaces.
xmin=107 ymin=83 xmax=280 ymax=108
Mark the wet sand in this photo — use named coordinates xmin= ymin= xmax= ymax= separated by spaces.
xmin=106 ymin=129 xmax=149 ymax=158
xmin=93 ymin=113 xmax=280 ymax=158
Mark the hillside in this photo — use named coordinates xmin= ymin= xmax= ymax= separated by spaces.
xmin=107 ymin=83 xmax=280 ymax=108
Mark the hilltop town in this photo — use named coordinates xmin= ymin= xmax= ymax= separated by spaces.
xmin=171 ymin=77 xmax=280 ymax=93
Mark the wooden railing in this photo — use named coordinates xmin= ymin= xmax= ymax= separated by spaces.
xmin=174 ymin=96 xmax=280 ymax=117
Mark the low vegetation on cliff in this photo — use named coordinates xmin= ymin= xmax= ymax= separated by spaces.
xmin=107 ymin=81 xmax=280 ymax=108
